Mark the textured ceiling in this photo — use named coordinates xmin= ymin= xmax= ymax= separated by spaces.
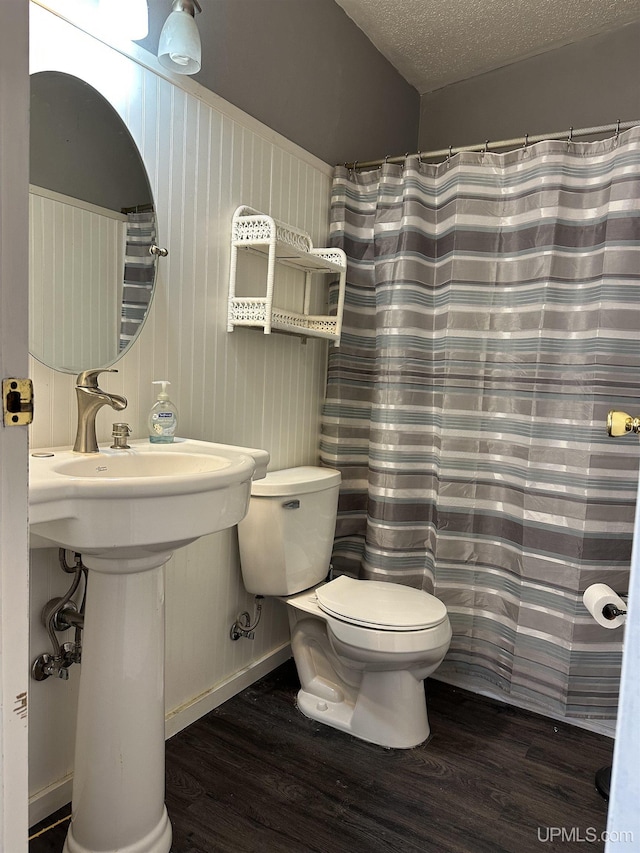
xmin=334 ymin=0 xmax=640 ymax=94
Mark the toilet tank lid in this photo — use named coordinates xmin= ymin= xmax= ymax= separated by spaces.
xmin=250 ymin=466 xmax=341 ymax=497
xmin=316 ymin=576 xmax=448 ymax=630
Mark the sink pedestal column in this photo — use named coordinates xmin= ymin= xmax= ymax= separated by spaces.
xmin=63 ymin=553 xmax=173 ymax=853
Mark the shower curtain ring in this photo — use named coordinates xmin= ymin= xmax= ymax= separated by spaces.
xmin=615 ymin=119 xmax=621 ymax=139
xmin=567 ymin=126 xmax=574 ymax=145
xmin=448 ymin=145 xmax=453 ymax=161
xmin=523 ymin=133 xmax=529 ymax=148
xmin=483 ymin=140 xmax=490 ymax=154
xmin=384 ymin=154 xmax=389 ymax=164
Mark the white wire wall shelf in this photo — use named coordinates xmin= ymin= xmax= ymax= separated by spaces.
xmin=227 ymin=205 xmax=347 ymax=344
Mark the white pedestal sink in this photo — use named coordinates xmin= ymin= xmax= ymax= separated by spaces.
xmin=29 ymin=438 xmax=269 ymax=853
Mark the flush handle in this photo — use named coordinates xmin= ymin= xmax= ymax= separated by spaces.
xmin=282 ymin=500 xmax=300 ymax=509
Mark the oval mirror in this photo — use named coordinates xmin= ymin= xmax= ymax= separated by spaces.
xmin=29 ymin=71 xmax=157 ymax=373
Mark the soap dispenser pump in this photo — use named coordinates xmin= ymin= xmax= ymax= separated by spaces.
xmin=148 ymin=380 xmax=178 ymax=443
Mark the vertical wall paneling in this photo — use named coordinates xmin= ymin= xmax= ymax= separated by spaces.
xmin=28 ymin=4 xmax=334 ymax=823
xmin=29 ymin=190 xmax=123 ymax=370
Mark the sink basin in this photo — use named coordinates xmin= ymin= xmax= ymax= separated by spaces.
xmin=54 ymin=451 xmax=236 ymax=479
xmin=29 ymin=437 xmax=270 ymax=561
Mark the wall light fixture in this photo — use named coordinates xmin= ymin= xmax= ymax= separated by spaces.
xmin=158 ymin=0 xmax=202 ymax=75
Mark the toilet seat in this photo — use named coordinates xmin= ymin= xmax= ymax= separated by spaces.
xmin=316 ymin=576 xmax=447 ymax=631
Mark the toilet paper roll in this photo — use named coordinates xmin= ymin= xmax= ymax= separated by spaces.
xmin=583 ymin=584 xmax=627 ymax=629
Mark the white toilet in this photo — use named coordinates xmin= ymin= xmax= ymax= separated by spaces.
xmin=237 ymin=466 xmax=452 ymax=749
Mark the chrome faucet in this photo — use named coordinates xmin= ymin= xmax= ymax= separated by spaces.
xmin=73 ymin=369 xmax=128 ymax=453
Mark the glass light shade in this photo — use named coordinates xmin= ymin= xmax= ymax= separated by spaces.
xmin=158 ymin=10 xmax=202 ymax=75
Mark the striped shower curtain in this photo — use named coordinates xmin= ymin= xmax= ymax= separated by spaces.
xmin=321 ymin=128 xmax=640 ymax=718
xmin=119 ymin=210 xmax=157 ymax=352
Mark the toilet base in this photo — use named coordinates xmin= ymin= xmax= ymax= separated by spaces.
xmin=296 ymin=668 xmax=430 ymax=749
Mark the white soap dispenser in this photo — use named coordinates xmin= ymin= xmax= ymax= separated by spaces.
xmin=148 ymin=380 xmax=178 ymax=444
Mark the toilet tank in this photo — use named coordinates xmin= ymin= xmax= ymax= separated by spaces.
xmin=237 ymin=466 xmax=341 ymax=595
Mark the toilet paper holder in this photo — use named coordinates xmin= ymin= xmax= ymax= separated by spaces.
xmin=602 ymin=602 xmax=627 ymax=620
xmin=583 ymin=583 xmax=628 ymax=628
xmin=607 ymin=410 xmax=640 ymax=437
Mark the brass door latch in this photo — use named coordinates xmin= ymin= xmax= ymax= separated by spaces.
xmin=3 ymin=378 xmax=33 ymax=426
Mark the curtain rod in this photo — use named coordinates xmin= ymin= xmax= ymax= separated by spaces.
xmin=342 ymin=119 xmax=640 ymax=170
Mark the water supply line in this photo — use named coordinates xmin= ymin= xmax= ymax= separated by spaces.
xmin=230 ymin=596 xmax=264 ymax=640
xmin=32 ymin=550 xmax=87 ymax=681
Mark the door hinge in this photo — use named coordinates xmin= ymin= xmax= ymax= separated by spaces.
xmin=3 ymin=378 xmax=34 ymax=426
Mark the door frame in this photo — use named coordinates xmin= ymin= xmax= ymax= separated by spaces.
xmin=0 ymin=1 xmax=30 ymax=850
xmin=606 ymin=462 xmax=640 ymax=848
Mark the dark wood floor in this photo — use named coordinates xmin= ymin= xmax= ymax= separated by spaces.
xmin=30 ymin=660 xmax=613 ymax=853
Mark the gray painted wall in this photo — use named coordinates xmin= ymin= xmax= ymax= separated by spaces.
xmin=139 ymin=0 xmax=419 ymax=166
xmin=419 ymin=22 xmax=640 ymax=154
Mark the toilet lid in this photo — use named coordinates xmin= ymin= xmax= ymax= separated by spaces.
xmin=316 ymin=576 xmax=447 ymax=630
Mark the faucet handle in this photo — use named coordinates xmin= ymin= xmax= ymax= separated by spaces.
xmin=76 ymin=368 xmax=118 ymax=388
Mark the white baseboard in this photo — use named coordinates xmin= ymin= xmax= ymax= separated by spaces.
xmin=164 ymin=643 xmax=291 ymax=739
xmin=28 ymin=644 xmax=292 ymax=827
xmin=29 ymin=774 xmax=73 ymax=830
